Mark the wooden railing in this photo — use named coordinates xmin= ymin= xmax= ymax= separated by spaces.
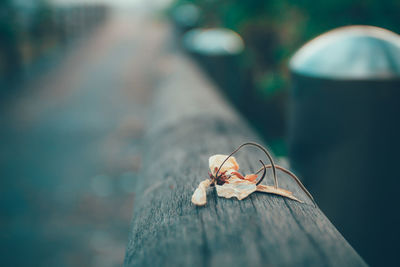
xmin=123 ymin=48 xmax=367 ymax=266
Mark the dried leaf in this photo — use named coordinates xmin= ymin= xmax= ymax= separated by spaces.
xmin=256 ymin=185 xmax=303 ymax=203
xmin=192 ymin=179 xmax=211 ymax=206
xmin=216 ymin=177 xmax=257 ymax=200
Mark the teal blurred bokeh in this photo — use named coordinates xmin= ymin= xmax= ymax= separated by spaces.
xmin=169 ymin=0 xmax=400 ymax=155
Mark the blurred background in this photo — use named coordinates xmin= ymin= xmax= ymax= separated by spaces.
xmin=1 ymin=0 xmax=399 ymax=266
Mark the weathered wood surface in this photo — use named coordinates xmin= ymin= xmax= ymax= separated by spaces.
xmin=124 ymin=51 xmax=367 ymax=266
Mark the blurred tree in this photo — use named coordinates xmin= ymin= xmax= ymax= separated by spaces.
xmin=29 ymin=1 xmax=54 ymax=55
xmin=0 ymin=0 xmax=21 ymax=82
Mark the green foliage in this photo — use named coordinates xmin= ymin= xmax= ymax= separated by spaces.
xmin=257 ymin=72 xmax=287 ymax=97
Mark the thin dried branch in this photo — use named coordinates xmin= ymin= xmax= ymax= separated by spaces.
xmin=255 ymin=164 xmax=315 ymax=205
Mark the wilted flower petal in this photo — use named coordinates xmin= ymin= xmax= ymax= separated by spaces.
xmin=209 ymin=154 xmax=239 ymax=175
xmin=216 ymin=177 xmax=257 ymax=200
xmin=192 ymin=179 xmax=212 ymax=206
xmin=244 ymin=174 xmax=258 ymax=182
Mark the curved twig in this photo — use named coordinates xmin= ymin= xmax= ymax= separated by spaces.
xmin=256 ymin=160 xmax=267 ymax=185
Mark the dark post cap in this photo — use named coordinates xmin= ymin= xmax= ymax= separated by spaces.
xmin=290 ymin=26 xmax=400 ymax=80
xmin=183 ymin=28 xmax=244 ymax=56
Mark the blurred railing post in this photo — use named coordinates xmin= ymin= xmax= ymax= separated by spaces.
xmin=288 ymin=25 xmax=400 ymax=266
xmin=182 ymin=28 xmax=245 ymax=106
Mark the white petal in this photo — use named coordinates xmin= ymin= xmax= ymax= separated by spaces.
xmin=191 ymin=179 xmax=211 ymax=206
xmin=209 ymin=154 xmax=239 ymax=175
xmin=216 ymin=177 xmax=256 ymax=200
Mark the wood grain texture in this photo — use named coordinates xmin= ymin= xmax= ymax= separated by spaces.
xmin=124 ymin=52 xmax=367 ymax=267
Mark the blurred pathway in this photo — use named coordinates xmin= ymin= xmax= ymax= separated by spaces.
xmin=0 ymin=12 xmax=169 ymax=267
